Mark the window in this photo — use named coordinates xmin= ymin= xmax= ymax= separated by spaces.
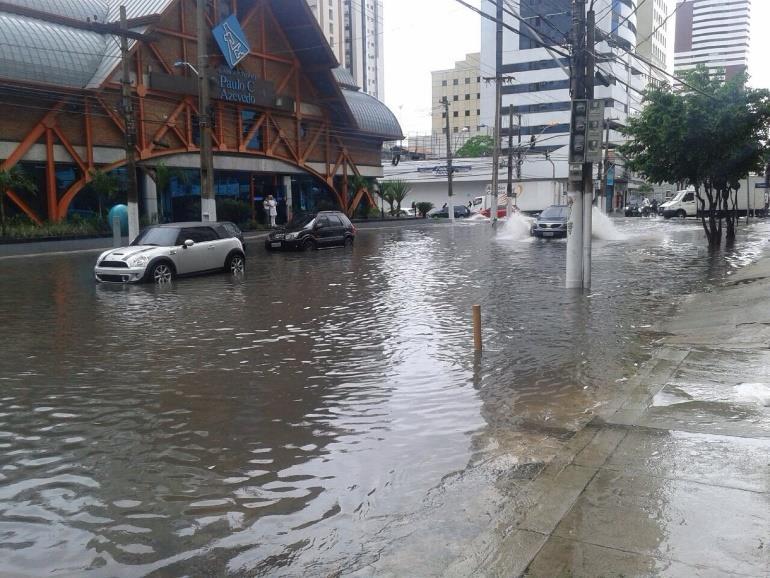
xmin=329 ymin=215 xmax=344 ymax=227
xmin=453 ymin=95 xmax=458 ymax=101
xmin=453 ymin=79 xmax=458 ymax=85
xmin=476 ymin=93 xmax=480 ymax=98
xmin=476 ymin=109 xmax=480 ymax=115
xmin=241 ymin=110 xmax=263 ymax=149
xmin=453 ymin=126 xmax=459 ymax=133
xmin=465 ymin=77 xmax=471 ymax=84
xmin=316 ymin=216 xmax=330 ymax=228
xmin=465 ymin=94 xmax=470 ymax=100
xmin=441 ymin=112 xmax=447 ymax=118
xmin=476 ymin=76 xmax=480 ymax=82
xmin=465 ymin=110 xmax=470 ymax=116
xmin=453 ymin=111 xmax=458 ymax=117
xmin=442 ymin=80 xmax=447 ymax=86
xmin=178 ymin=227 xmax=219 ymax=244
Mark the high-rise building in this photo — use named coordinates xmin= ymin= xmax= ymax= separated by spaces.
xmin=636 ymin=0 xmax=672 ymax=85
xmin=674 ymin=0 xmax=751 ymax=80
xmin=480 ymin=0 xmax=645 ymax=183
xmin=307 ymin=0 xmax=384 ymax=99
xmin=431 ymin=53 xmax=483 ymax=153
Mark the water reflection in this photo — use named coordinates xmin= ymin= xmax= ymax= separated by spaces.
xmin=0 ymin=216 xmax=768 ymax=575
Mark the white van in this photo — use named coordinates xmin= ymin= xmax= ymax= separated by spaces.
xmin=660 ymin=189 xmax=696 ymax=218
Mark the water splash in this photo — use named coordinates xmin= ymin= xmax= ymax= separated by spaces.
xmin=466 ymin=213 xmax=489 ymax=222
xmin=734 ymin=383 xmax=770 ymax=407
xmin=496 ymin=212 xmax=535 ymax=241
xmin=592 ymin=207 xmax=627 ymax=241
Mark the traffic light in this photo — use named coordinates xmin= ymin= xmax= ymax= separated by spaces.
xmin=569 ymin=99 xmax=587 ymax=164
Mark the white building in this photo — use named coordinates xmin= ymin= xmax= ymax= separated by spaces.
xmin=636 ymin=0 xmax=672 ymax=86
xmin=307 ymin=0 xmax=384 ymax=99
xmin=480 ymin=0 xmax=645 ymax=187
xmin=674 ymin=0 xmax=751 ymax=80
xmin=430 ymin=53 xmax=483 ymax=155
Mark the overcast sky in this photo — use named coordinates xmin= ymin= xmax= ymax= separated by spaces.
xmin=383 ymin=0 xmax=770 ymax=136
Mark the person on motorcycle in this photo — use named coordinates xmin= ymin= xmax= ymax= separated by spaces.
xmin=641 ymin=197 xmax=652 ymax=217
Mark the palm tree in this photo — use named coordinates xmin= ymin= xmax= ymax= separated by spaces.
xmin=382 ymin=179 xmax=411 ymax=216
xmin=379 ymin=181 xmax=396 ymax=215
xmin=0 ymin=166 xmax=37 ymax=237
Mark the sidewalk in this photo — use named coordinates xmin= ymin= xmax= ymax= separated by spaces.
xmin=480 ymin=258 xmax=770 ymax=577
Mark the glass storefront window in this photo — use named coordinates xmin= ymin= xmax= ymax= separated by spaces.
xmin=241 ymin=110 xmax=263 ymax=150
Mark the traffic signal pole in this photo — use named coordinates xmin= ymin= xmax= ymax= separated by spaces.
xmin=566 ymin=0 xmax=586 ymax=289
xmin=582 ymin=7 xmax=595 ymax=289
xmin=442 ymin=96 xmax=455 ymax=224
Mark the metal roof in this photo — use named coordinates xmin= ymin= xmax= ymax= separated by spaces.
xmin=0 ymin=13 xmax=108 ymax=88
xmin=332 ymin=66 xmax=358 ymax=90
xmin=0 ymin=0 xmax=173 ymax=89
xmin=342 ymin=88 xmax=403 ymax=140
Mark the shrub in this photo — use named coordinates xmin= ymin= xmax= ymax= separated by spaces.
xmin=216 ymin=198 xmax=251 ymax=225
xmin=416 ymin=202 xmax=434 ymax=218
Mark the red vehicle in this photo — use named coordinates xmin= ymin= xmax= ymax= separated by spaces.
xmin=480 ymin=206 xmax=514 ymax=219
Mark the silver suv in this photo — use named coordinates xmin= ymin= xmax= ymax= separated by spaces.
xmin=94 ymin=222 xmax=245 ymax=283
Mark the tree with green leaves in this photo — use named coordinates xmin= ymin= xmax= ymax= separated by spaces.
xmin=455 ymin=135 xmax=493 ymax=158
xmin=0 ymin=166 xmax=37 ymax=237
xmin=415 ymin=201 xmax=434 ymax=218
xmin=89 ymin=169 xmax=120 ymax=218
xmin=621 ymin=66 xmax=770 ymax=246
xmin=379 ymin=179 xmax=411 ymax=216
xmin=145 ymin=162 xmax=187 ymax=221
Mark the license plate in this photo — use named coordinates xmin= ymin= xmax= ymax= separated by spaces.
xmin=543 ymin=231 xmax=554 ymax=237
xmin=270 ymin=242 xmax=282 ymax=248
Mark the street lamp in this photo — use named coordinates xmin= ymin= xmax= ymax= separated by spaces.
xmin=528 ymin=121 xmax=559 ymax=204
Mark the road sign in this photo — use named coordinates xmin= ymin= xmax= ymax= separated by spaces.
xmin=755 ymin=182 xmax=768 ymax=189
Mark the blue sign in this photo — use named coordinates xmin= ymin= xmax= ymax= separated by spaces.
xmin=606 ymin=166 xmax=615 ymax=186
xmin=212 ymin=15 xmax=250 ymax=69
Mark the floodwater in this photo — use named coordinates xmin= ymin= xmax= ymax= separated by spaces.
xmin=0 ymin=215 xmax=768 ymax=576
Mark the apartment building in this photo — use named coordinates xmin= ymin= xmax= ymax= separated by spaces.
xmin=307 ymin=0 xmax=384 ymax=99
xmin=430 ymin=53 xmax=483 ymax=153
xmin=637 ymin=0 xmax=672 ymax=85
xmin=674 ymin=0 xmax=751 ymax=80
xmin=480 ymin=0 xmax=645 ymax=183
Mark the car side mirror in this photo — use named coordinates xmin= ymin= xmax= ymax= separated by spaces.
xmin=183 ymin=239 xmax=194 ymax=248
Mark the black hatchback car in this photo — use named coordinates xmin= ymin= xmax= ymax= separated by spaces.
xmin=265 ymin=211 xmax=356 ymax=251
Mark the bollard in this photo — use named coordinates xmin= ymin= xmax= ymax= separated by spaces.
xmin=472 ymin=304 xmax=482 ymax=352
xmin=112 ymin=215 xmax=121 ymax=248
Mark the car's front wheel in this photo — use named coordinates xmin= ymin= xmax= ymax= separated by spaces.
xmin=677 ymin=209 xmax=686 ymax=218
xmin=302 ymin=238 xmax=315 ymax=251
xmin=146 ymin=261 xmax=174 ymax=284
xmin=226 ymin=252 xmax=245 ymax=274
xmin=344 ymin=236 xmax=354 ymax=248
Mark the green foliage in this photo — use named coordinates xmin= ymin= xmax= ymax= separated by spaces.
xmin=0 ymin=166 xmax=37 ymax=236
xmin=620 ymin=65 xmax=770 ymax=245
xmin=380 ymin=179 xmax=411 ymax=215
xmin=88 ymin=169 xmax=121 ymax=217
xmin=367 ymin=206 xmax=382 ymax=219
xmin=1 ymin=214 xmax=109 ymax=240
xmin=455 ymin=135 xmax=494 ymax=158
xmin=216 ymin=198 xmax=251 ymax=225
xmin=415 ymin=201 xmax=434 ymax=218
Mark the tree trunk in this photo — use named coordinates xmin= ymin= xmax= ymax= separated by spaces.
xmin=725 ymin=187 xmax=737 ymax=242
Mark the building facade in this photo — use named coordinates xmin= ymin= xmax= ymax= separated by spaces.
xmin=0 ymin=0 xmax=401 ymax=226
xmin=674 ymin=0 xmax=751 ymax=80
xmin=479 ymin=0 xmax=644 ymax=207
xmin=307 ymin=0 xmax=384 ymax=100
xmin=430 ymin=53 xmax=483 ymax=155
xmin=636 ymin=0 xmax=672 ymax=85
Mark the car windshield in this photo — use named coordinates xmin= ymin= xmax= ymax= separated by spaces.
xmin=540 ymin=206 xmax=569 ymax=219
xmin=285 ymin=213 xmax=317 ymax=229
xmin=671 ymin=191 xmax=685 ymax=202
xmin=130 ymin=227 xmax=180 ymax=246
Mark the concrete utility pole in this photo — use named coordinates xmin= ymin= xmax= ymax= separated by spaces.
xmin=506 ymin=106 xmax=514 ymax=218
xmin=197 ymin=0 xmax=216 ymax=222
xmin=566 ymin=0 xmax=586 ymax=289
xmin=598 ymin=118 xmax=613 ymax=213
xmin=582 ymin=6 xmax=595 ymax=289
xmin=119 ymin=5 xmax=139 ymax=242
xmin=491 ymin=0 xmax=504 ymax=224
xmin=442 ymin=96 xmax=455 ymax=224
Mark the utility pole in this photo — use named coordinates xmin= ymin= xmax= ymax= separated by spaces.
xmin=119 ymin=5 xmax=139 ymax=242
xmin=442 ymin=96 xmax=455 ymax=224
xmin=566 ymin=0 xmax=586 ymax=289
xmin=598 ymin=118 xmax=612 ymax=213
xmin=515 ymin=112 xmax=522 ymax=205
xmin=197 ymin=0 xmax=216 ymax=222
xmin=582 ymin=6 xmax=595 ymax=289
xmin=491 ymin=0 xmax=503 ymax=224
xmin=506 ymin=106 xmax=514 ymax=218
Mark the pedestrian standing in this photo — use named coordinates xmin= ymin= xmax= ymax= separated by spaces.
xmin=263 ymin=194 xmax=277 ymax=227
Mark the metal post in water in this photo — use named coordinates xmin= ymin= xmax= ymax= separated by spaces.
xmin=472 ymin=304 xmax=482 ymax=352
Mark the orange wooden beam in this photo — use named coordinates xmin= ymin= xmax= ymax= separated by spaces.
xmin=5 ymin=190 xmax=42 ymax=225
xmin=45 ymin=128 xmax=57 ymax=221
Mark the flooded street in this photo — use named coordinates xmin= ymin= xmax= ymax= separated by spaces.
xmin=1 ymin=215 xmax=768 ymax=576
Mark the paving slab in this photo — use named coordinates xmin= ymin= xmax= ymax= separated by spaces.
xmin=524 ymin=536 xmax=754 ymax=578
xmin=552 ymin=468 xmax=770 ymax=577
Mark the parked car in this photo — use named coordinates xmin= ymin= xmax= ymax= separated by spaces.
xmin=530 ymin=205 xmax=569 ymax=238
xmin=264 ymin=211 xmax=355 ymax=251
xmin=94 ymin=222 xmax=246 ymax=284
xmin=430 ymin=205 xmax=471 ymax=219
xmin=480 ymin=206 xmax=514 ymax=219
xmin=624 ymin=204 xmax=642 ymax=217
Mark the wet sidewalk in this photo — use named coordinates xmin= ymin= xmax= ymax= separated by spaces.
xmin=484 ymin=257 xmax=770 ymax=577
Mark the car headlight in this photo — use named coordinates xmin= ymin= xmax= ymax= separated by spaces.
xmin=285 ymin=232 xmax=299 ymax=240
xmin=128 ymin=255 xmax=150 ymax=267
